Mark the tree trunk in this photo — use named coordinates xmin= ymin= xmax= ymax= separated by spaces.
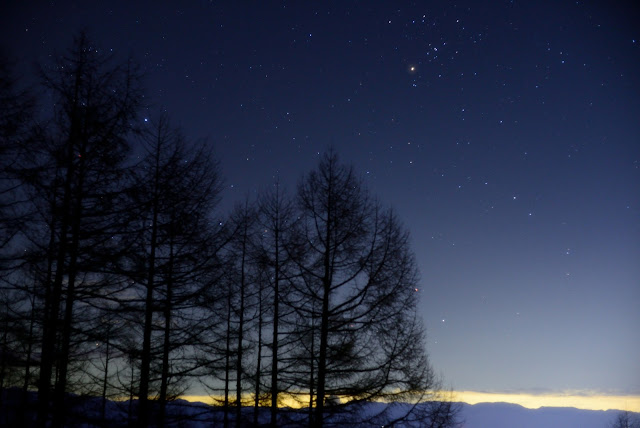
xmin=101 ymin=322 xmax=112 ymax=424
xmin=36 ymin=150 xmax=74 ymax=428
xmin=253 ymin=284 xmax=263 ymax=426
xmin=269 ymin=215 xmax=280 ymax=427
xmin=22 ymin=278 xmax=37 ymax=425
xmin=138 ymin=137 xmax=162 ymax=428
xmin=158 ymin=238 xmax=175 ymax=428
xmin=313 ymin=195 xmax=333 ymax=428
xmin=235 ymin=221 xmax=247 ymax=428
xmin=52 ymin=146 xmax=86 ymax=428
xmin=223 ymin=291 xmax=232 ymax=428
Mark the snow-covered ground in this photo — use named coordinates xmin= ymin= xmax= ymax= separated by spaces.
xmin=1 ymin=388 xmax=634 ymax=427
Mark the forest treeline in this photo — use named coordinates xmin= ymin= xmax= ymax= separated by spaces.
xmin=0 ymin=34 xmax=459 ymax=427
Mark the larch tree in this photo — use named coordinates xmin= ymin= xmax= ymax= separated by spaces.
xmin=255 ymin=182 xmax=296 ymax=427
xmin=124 ymin=112 xmax=222 ymax=427
xmin=0 ymin=56 xmax=35 ymax=404
xmin=0 ymin=31 xmax=460 ymax=428
xmin=227 ymin=200 xmax=259 ymax=428
xmin=26 ymin=32 xmax=142 ymax=428
xmin=291 ymin=151 xmax=455 ymax=427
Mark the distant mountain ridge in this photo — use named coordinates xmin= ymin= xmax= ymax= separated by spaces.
xmin=457 ymin=401 xmax=633 ymax=428
xmin=1 ymin=387 xmax=635 ymax=427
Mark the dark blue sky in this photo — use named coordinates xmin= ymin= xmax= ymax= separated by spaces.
xmin=3 ymin=0 xmax=638 ymax=396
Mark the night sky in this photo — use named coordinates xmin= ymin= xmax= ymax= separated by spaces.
xmin=3 ymin=1 xmax=639 ymax=404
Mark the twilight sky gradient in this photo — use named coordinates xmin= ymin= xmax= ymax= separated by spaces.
xmin=3 ymin=0 xmax=639 ymax=403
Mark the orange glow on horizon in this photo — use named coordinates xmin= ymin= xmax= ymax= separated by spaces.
xmin=179 ymin=391 xmax=640 ymax=412
xmin=180 ymin=394 xmax=308 ymax=409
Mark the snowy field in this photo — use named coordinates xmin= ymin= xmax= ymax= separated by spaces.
xmin=0 ymin=388 xmax=633 ymax=427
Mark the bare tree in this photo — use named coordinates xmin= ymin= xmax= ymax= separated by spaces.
xmin=227 ymin=200 xmax=260 ymax=428
xmin=124 ymin=112 xmax=222 ymax=427
xmin=22 ymin=32 xmax=142 ymax=428
xmin=254 ymin=181 xmax=297 ymax=426
xmin=289 ymin=151 xmax=458 ymax=427
xmin=0 ymin=58 xmax=35 ymax=393
xmin=1 ymin=35 xmax=460 ymax=427
xmin=611 ymin=411 xmax=640 ymax=428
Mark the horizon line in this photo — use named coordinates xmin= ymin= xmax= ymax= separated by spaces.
xmin=178 ymin=390 xmax=640 ymax=413
xmin=447 ymin=390 xmax=640 ymax=412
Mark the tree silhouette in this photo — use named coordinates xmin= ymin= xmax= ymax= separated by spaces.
xmin=289 ymin=151 xmax=456 ymax=427
xmin=255 ymin=182 xmax=296 ymax=426
xmin=124 ymin=112 xmax=222 ymax=427
xmin=24 ymin=32 xmax=142 ymax=428
xmin=0 ymin=33 xmax=460 ymax=428
xmin=611 ymin=411 xmax=640 ymax=428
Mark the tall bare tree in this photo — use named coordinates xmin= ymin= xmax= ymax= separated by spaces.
xmin=255 ymin=182 xmax=296 ymax=427
xmin=290 ymin=151 xmax=455 ymax=427
xmin=24 ymin=32 xmax=142 ymax=428
xmin=125 ymin=112 xmax=222 ymax=427
xmin=0 ymin=54 xmax=35 ymax=411
xmin=228 ymin=200 xmax=259 ymax=428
